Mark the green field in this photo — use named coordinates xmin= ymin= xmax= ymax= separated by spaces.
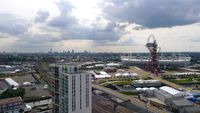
xmin=112 ymin=81 xmax=133 ymax=86
xmin=170 ymin=79 xmax=194 ymax=84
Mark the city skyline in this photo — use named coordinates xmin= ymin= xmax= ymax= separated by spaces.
xmin=0 ymin=0 xmax=200 ymax=52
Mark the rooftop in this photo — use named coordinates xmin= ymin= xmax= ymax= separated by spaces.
xmin=0 ymin=79 xmax=9 ymax=90
xmin=159 ymin=86 xmax=183 ymax=96
xmin=0 ymin=97 xmax=23 ymax=106
xmin=183 ymin=106 xmax=200 ymax=113
xmin=147 ymin=97 xmax=166 ymax=105
xmin=170 ymin=98 xmax=193 ymax=107
xmin=5 ymin=78 xmax=19 ymax=87
xmin=51 ymin=62 xmax=83 ymax=66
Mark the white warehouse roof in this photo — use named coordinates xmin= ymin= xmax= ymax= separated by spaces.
xmin=115 ymin=72 xmax=138 ymax=77
xmin=91 ymin=71 xmax=111 ymax=79
xmin=159 ymin=86 xmax=184 ymax=97
xmin=94 ymin=64 xmax=105 ymax=67
xmin=136 ymin=87 xmax=142 ymax=91
xmin=106 ymin=63 xmax=122 ymax=67
xmin=174 ymin=72 xmax=200 ymax=75
xmin=5 ymin=78 xmax=19 ymax=88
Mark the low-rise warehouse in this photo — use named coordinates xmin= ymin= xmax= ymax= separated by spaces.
xmin=90 ymin=71 xmax=111 ymax=79
xmin=159 ymin=86 xmax=185 ymax=98
xmin=115 ymin=72 xmax=138 ymax=78
xmin=5 ymin=78 xmax=19 ymax=88
xmin=142 ymin=86 xmax=200 ymax=113
xmin=106 ymin=63 xmax=122 ymax=67
xmin=0 ymin=80 xmax=9 ymax=94
xmin=0 ymin=97 xmax=25 ymax=113
xmin=133 ymin=79 xmax=162 ymax=87
xmin=165 ymin=98 xmax=200 ymax=113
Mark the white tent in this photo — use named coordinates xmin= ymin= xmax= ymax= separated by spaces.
xmin=5 ymin=78 xmax=19 ymax=88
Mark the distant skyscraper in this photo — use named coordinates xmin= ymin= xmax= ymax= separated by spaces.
xmin=50 ymin=63 xmax=92 ymax=113
xmin=71 ymin=50 xmax=75 ymax=54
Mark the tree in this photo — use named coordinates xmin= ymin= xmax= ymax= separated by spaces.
xmin=19 ymin=109 xmax=24 ymax=113
xmin=0 ymin=87 xmax=25 ymax=99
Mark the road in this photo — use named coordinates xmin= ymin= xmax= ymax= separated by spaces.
xmin=92 ymin=84 xmax=165 ymax=113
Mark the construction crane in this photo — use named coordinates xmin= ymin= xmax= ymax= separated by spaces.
xmin=146 ymin=34 xmax=160 ymax=75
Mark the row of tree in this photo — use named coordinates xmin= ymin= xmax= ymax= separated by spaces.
xmin=0 ymin=87 xmax=25 ymax=99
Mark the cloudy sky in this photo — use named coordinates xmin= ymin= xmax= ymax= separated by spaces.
xmin=0 ymin=0 xmax=200 ymax=53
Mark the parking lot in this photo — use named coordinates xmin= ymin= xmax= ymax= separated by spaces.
xmin=11 ymin=74 xmax=50 ymax=98
xmin=23 ymin=84 xmax=50 ymax=97
xmin=12 ymin=74 xmax=36 ymax=84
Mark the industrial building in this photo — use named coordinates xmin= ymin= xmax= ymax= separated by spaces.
xmin=159 ymin=86 xmax=185 ymax=98
xmin=0 ymin=97 xmax=25 ymax=113
xmin=142 ymin=86 xmax=200 ymax=113
xmin=5 ymin=78 xmax=19 ymax=88
xmin=106 ymin=63 xmax=122 ymax=67
xmin=90 ymin=71 xmax=111 ymax=79
xmin=50 ymin=63 xmax=92 ymax=113
xmin=151 ymin=86 xmax=185 ymax=102
xmin=136 ymin=87 xmax=157 ymax=92
xmin=0 ymin=79 xmax=9 ymax=94
xmin=133 ymin=79 xmax=162 ymax=87
xmin=173 ymin=72 xmax=200 ymax=76
xmin=0 ymin=65 xmax=21 ymax=74
xmin=115 ymin=72 xmax=138 ymax=78
xmin=165 ymin=98 xmax=200 ymax=113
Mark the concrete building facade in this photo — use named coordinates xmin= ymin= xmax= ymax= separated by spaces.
xmin=50 ymin=63 xmax=92 ymax=113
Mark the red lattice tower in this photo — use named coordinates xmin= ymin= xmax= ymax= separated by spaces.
xmin=146 ymin=35 xmax=160 ymax=75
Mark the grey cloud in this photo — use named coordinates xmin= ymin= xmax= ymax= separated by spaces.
xmin=118 ymin=38 xmax=135 ymax=45
xmin=48 ymin=15 xmax=77 ymax=28
xmin=56 ymin=1 xmax=74 ymax=14
xmin=21 ymin=33 xmax=61 ymax=43
xmin=12 ymin=32 xmax=60 ymax=52
xmin=104 ymin=22 xmax=117 ymax=32
xmin=0 ymin=13 xmax=29 ymax=35
xmin=101 ymin=0 xmax=200 ymax=28
xmin=46 ymin=1 xmax=123 ymax=43
xmin=11 ymin=40 xmax=54 ymax=52
xmin=48 ymin=1 xmax=77 ymax=28
xmin=5 ymin=0 xmax=124 ymax=48
xmin=189 ymin=37 xmax=200 ymax=42
xmin=0 ymin=33 xmax=9 ymax=38
xmin=132 ymin=26 xmax=146 ymax=30
xmin=35 ymin=10 xmax=50 ymax=22
xmin=60 ymin=22 xmax=120 ymax=42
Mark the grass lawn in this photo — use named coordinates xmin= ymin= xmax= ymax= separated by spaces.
xmin=170 ymin=79 xmax=193 ymax=84
xmin=194 ymin=78 xmax=200 ymax=82
xmin=112 ymin=81 xmax=133 ymax=86
xmin=128 ymin=67 xmax=150 ymax=78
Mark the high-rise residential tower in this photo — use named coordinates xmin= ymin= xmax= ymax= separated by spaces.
xmin=50 ymin=63 xmax=92 ymax=113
